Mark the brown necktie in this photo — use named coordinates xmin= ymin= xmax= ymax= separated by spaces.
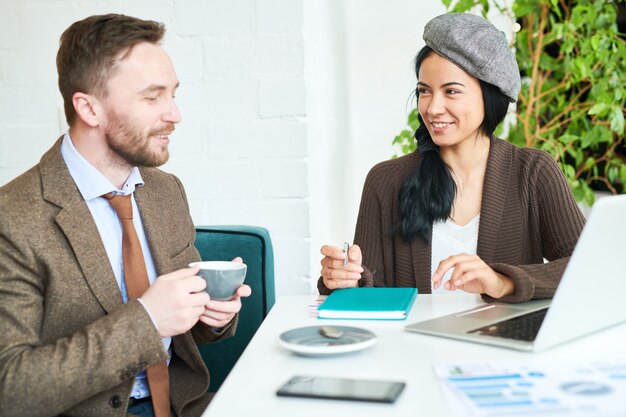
xmin=103 ymin=192 xmax=170 ymax=417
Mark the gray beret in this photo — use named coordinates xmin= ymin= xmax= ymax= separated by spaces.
xmin=423 ymin=13 xmax=521 ymax=102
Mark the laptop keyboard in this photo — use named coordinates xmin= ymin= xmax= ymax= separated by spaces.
xmin=467 ymin=308 xmax=549 ymax=342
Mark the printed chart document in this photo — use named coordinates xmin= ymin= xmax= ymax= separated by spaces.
xmin=434 ymin=361 xmax=626 ymax=417
xmin=317 ymin=287 xmax=417 ymax=320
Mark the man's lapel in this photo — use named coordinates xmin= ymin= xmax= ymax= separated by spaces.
xmin=134 ymin=170 xmax=168 ymax=275
xmin=477 ymin=138 xmax=513 ymax=264
xmin=40 ymin=138 xmax=123 ymax=313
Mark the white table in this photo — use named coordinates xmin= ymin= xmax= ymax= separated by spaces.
xmin=202 ymin=294 xmax=626 ymax=416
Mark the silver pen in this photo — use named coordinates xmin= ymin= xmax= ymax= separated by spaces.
xmin=343 ymin=242 xmax=350 ymax=268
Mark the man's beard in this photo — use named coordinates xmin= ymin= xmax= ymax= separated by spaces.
xmin=105 ymin=110 xmax=174 ymax=168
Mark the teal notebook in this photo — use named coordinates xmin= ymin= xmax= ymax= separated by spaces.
xmin=317 ymin=287 xmax=418 ymax=320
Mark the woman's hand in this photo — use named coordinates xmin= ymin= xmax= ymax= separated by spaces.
xmin=431 ymin=254 xmax=515 ymax=298
xmin=320 ymin=244 xmax=364 ymax=290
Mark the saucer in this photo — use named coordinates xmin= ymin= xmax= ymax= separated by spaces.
xmin=278 ymin=325 xmax=377 ymax=357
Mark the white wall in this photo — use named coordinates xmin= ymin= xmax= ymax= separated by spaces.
xmin=0 ymin=0 xmax=464 ymax=297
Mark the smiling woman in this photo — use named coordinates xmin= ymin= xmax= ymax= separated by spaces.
xmin=416 ymin=54 xmax=486 ymax=149
xmin=407 ymin=45 xmax=511 ymax=240
xmin=317 ymin=13 xmax=586 ymax=305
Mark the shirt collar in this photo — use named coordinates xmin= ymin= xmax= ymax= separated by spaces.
xmin=60 ymin=131 xmax=144 ymax=201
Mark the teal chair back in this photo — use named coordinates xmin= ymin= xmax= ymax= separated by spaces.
xmin=194 ymin=225 xmax=275 ymax=392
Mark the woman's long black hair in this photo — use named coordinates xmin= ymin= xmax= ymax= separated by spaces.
xmin=397 ymin=46 xmax=511 ymax=243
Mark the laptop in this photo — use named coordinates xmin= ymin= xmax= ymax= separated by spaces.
xmin=405 ymin=194 xmax=626 ymax=352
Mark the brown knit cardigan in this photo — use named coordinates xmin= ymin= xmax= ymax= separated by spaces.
xmin=318 ymin=137 xmax=586 ymax=303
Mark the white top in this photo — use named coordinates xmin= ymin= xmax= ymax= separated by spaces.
xmin=431 ymin=215 xmax=480 ymax=293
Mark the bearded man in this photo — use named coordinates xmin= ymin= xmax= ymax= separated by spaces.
xmin=0 ymin=14 xmax=250 ymax=417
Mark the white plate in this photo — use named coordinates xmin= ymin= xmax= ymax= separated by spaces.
xmin=278 ymin=325 xmax=377 ymax=357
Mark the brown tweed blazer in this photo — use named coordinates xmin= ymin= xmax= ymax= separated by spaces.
xmin=319 ymin=137 xmax=586 ymax=303
xmin=0 ymin=139 xmax=236 ymax=417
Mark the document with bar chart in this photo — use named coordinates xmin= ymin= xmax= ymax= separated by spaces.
xmin=434 ymin=361 xmax=626 ymax=417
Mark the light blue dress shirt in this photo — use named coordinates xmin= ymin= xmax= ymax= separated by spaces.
xmin=60 ymin=132 xmax=171 ymax=399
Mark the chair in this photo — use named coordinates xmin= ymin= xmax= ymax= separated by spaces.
xmin=194 ymin=225 xmax=276 ymax=393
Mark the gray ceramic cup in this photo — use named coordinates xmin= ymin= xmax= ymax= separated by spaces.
xmin=190 ymin=261 xmax=247 ymax=301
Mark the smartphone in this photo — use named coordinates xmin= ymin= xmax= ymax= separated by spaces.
xmin=276 ymin=375 xmax=406 ymax=403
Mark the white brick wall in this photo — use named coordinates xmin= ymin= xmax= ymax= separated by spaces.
xmin=258 ymin=79 xmax=306 ymax=117
xmin=261 ymin=161 xmax=308 ymax=198
xmin=175 ymin=0 xmax=254 ymax=36
xmin=258 ymin=0 xmax=303 ymax=33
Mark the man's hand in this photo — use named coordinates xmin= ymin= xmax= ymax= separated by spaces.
xmin=199 ymin=256 xmax=251 ymax=328
xmin=199 ymin=284 xmax=252 ymax=328
xmin=141 ymin=265 xmax=210 ymax=337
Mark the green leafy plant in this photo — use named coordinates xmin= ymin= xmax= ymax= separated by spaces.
xmin=393 ymin=0 xmax=626 ymax=205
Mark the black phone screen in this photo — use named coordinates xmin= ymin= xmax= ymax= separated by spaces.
xmin=276 ymin=375 xmax=406 ymax=403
